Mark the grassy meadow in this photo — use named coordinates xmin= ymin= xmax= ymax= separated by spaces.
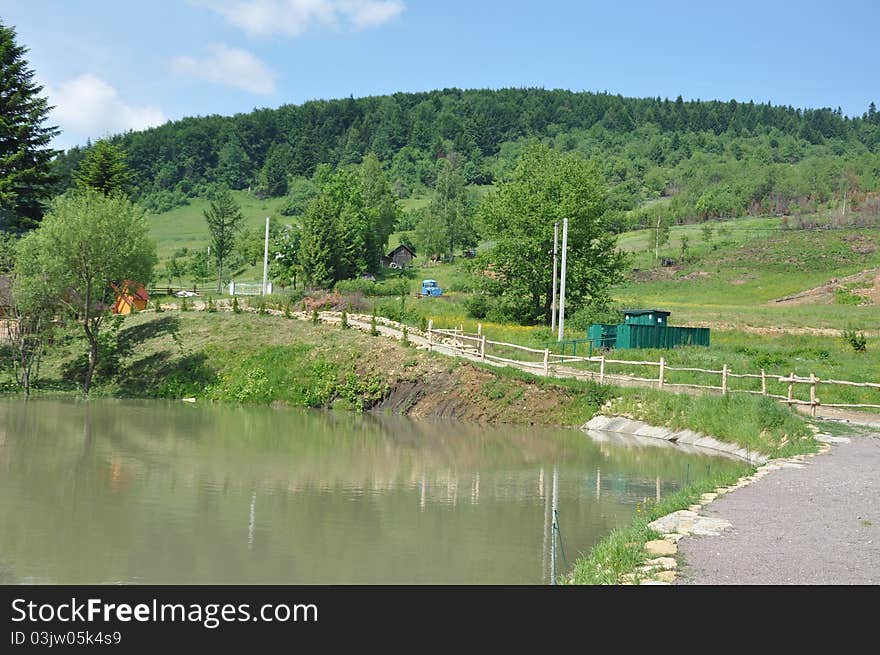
xmin=144 ymin=191 xmax=880 ymax=401
xmin=148 ymin=190 xmax=289 ymax=270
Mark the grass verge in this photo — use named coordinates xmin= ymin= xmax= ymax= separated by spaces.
xmin=604 ymin=388 xmax=816 ymax=457
xmin=566 ymin=466 xmax=752 ymax=585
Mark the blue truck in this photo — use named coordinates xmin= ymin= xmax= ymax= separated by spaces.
xmin=420 ymin=279 xmax=443 ymax=297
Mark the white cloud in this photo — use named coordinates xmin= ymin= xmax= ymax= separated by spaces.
xmin=47 ymin=74 xmax=166 ymax=140
xmin=193 ymin=0 xmax=404 ymax=37
xmin=171 ymin=44 xmax=277 ymax=95
xmin=342 ymin=0 xmax=404 ymax=30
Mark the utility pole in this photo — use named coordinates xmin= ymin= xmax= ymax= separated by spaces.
xmin=655 ymin=214 xmax=661 ymax=260
xmin=557 ymin=218 xmax=568 ymax=342
xmin=261 ymin=216 xmax=270 ymax=296
xmin=550 ymin=221 xmax=558 ymax=331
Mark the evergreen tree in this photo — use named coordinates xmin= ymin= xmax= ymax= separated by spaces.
xmin=430 ymin=155 xmax=474 ymax=262
xmin=299 ymin=194 xmax=338 ymax=287
xmin=360 ymin=152 xmax=400 ymax=256
xmin=216 ymin=136 xmax=251 ymax=189
xmin=260 ymin=143 xmax=293 ymax=197
xmin=0 ymin=21 xmax=59 ymax=231
xmin=73 ymin=139 xmax=134 ymax=196
xmin=203 ymin=186 xmax=243 ymax=292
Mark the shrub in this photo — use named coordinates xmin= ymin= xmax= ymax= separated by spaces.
xmin=370 ymin=310 xmax=379 ymax=336
xmin=401 ymin=324 xmax=409 ymax=346
xmin=154 ymin=298 xmax=164 ymax=313
xmin=206 ymin=296 xmax=217 ymax=313
xmin=335 ymin=278 xmax=409 ymax=297
xmin=843 ymin=328 xmax=867 ymax=353
xmin=312 ymin=308 xmax=319 ymax=324
xmin=464 ymin=294 xmax=489 ymax=319
xmin=180 ymin=297 xmax=189 ymax=312
xmin=486 ymin=295 xmax=536 ymax=325
xmin=568 ymin=303 xmax=621 ymax=330
xmin=340 ymin=310 xmax=348 ymax=329
xmin=232 ymin=296 xmax=241 ymax=314
xmin=284 ymin=301 xmax=292 ymax=318
xmin=835 ymin=289 xmax=863 ymax=305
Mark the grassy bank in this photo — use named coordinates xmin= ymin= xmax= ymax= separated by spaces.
xmin=566 ymin=466 xmax=753 ymax=585
xmin=603 ymin=388 xmax=816 ymax=458
xmin=8 ymin=310 xmax=817 ymax=455
xmin=16 ymin=311 xmax=608 ymax=427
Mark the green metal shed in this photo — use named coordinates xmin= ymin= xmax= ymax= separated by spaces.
xmin=616 ymin=323 xmax=710 ymax=349
xmin=587 ymin=309 xmax=709 ymax=350
xmin=587 ymin=323 xmax=617 ymax=348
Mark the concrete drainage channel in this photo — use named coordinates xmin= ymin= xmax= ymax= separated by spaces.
xmin=580 ymin=417 xmax=839 ymax=585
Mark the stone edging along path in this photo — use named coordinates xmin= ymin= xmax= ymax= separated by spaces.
xmin=608 ymin=423 xmax=840 ymax=585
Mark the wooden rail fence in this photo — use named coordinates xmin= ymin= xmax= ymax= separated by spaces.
xmin=425 ymin=321 xmax=880 ymax=416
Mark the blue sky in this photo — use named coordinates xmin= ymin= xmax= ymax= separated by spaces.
xmin=3 ymin=0 xmax=879 ymax=149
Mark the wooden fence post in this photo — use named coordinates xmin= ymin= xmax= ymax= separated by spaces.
xmin=658 ymin=357 xmax=665 ymax=390
xmin=427 ymin=319 xmax=433 ymax=352
xmin=787 ymin=371 xmax=794 ymax=409
xmin=477 ymin=323 xmax=482 ymax=336
xmin=721 ymin=364 xmax=728 ymax=395
xmin=543 ymin=348 xmax=550 ymax=376
xmin=761 ymin=368 xmax=767 ymax=396
xmin=810 ymin=373 xmax=817 ymax=417
xmin=599 ymin=355 xmax=606 ymax=384
xmin=480 ymin=334 xmax=486 ymax=361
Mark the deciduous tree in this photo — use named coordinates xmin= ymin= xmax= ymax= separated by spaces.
xmin=15 ymin=189 xmax=156 ymax=393
xmin=478 ymin=144 xmax=626 ymax=323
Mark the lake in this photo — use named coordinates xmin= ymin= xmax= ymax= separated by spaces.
xmin=0 ymin=398 xmax=744 ymax=584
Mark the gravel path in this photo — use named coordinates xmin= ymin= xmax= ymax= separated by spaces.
xmin=676 ymin=431 xmax=880 ymax=584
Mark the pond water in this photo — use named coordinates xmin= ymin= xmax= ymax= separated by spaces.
xmin=0 ymin=398 xmax=745 ymax=584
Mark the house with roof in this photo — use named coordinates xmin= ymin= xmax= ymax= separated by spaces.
xmin=382 ymin=244 xmax=416 ymax=269
xmin=111 ymin=280 xmax=149 ymax=315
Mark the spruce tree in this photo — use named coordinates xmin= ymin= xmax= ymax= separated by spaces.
xmin=73 ymin=139 xmax=133 ymax=196
xmin=203 ymin=186 xmax=243 ymax=293
xmin=0 ymin=21 xmax=59 ymax=231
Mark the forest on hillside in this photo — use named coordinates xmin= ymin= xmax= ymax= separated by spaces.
xmin=51 ymin=88 xmax=880 ymax=230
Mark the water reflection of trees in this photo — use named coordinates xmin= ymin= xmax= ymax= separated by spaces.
xmin=0 ymin=399 xmax=747 ymax=584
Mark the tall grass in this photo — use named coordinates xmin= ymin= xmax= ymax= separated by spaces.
xmin=567 ymin=466 xmax=751 ymax=585
xmin=608 ymin=389 xmax=816 ymax=457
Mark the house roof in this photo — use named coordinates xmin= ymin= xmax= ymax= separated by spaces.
xmin=112 ymin=280 xmax=149 ymax=301
xmin=387 ymin=244 xmax=416 ymax=258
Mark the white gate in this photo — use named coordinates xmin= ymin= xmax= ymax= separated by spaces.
xmin=228 ymin=281 xmax=273 ymax=296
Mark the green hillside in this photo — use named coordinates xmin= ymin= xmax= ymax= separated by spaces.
xmin=150 ymin=191 xmax=289 ymax=261
xmin=613 ymin=219 xmax=880 ymax=330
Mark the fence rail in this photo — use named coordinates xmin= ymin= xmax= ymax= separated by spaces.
xmin=425 ymin=321 xmax=880 ymax=415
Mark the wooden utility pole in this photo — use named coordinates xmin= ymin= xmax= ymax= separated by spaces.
xmin=557 ymin=218 xmax=568 ymax=341
xmin=551 ymin=221 xmax=558 ymax=331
